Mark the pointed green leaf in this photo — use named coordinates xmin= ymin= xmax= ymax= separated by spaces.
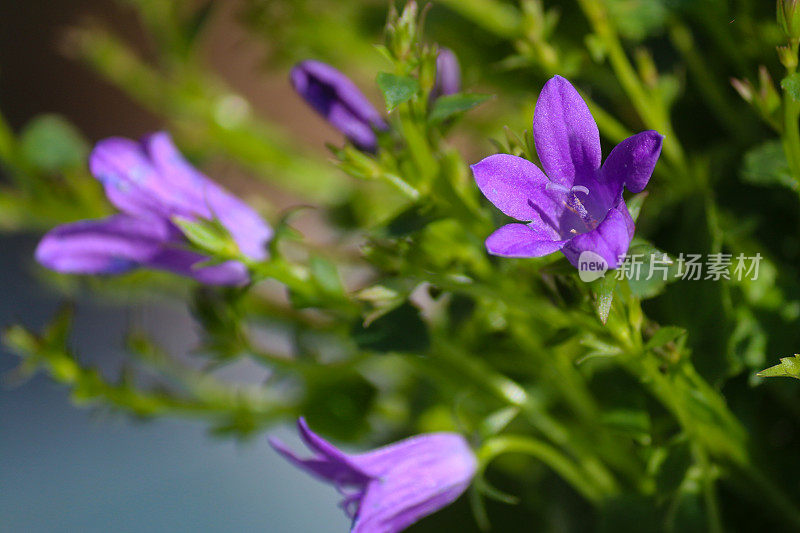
xmin=376 ymin=72 xmax=419 ymax=112
xmin=593 ymin=275 xmax=617 ymax=324
xmin=429 ymin=93 xmax=492 ymax=123
xmin=309 ymin=256 xmax=345 ymax=298
xmin=645 ymin=326 xmax=686 ymax=350
xmin=627 ymin=192 xmax=649 ymax=223
xmin=757 ymin=355 xmax=800 ymax=379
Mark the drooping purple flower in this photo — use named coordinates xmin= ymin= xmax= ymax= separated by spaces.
xmin=291 ymin=60 xmax=389 ymax=152
xmin=270 ymin=418 xmax=477 ymax=533
xmin=431 ymin=48 xmax=461 ymax=99
xmin=36 ymin=132 xmax=271 ymax=285
xmin=472 ymin=75 xmax=663 ymax=269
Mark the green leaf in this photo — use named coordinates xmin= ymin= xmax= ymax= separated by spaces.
xmin=303 ymin=372 xmax=376 ymax=441
xmin=600 ymin=408 xmax=651 ymax=439
xmin=429 ymin=93 xmax=492 ymax=123
xmin=309 ymin=256 xmax=345 ymax=298
xmin=20 ymin=115 xmax=89 ymax=173
xmin=352 ymin=302 xmax=430 ymax=353
xmin=626 ymin=192 xmax=649 ymax=223
xmin=625 ymin=242 xmax=681 ymax=299
xmin=645 ymin=326 xmax=686 ymax=350
xmin=479 ymin=406 xmax=520 ymax=438
xmin=757 ymin=355 xmax=800 ymax=380
xmin=741 ymin=140 xmax=798 ymax=191
xmin=782 ymin=72 xmax=800 ymax=102
xmin=606 ymin=0 xmax=667 ymax=41
xmin=172 ymin=216 xmax=237 ymax=257
xmin=593 ymin=275 xmax=617 ymax=324
xmin=376 ymin=72 xmax=419 ymax=112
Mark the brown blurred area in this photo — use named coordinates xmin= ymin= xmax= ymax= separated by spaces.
xmin=0 ymin=0 xmax=337 ymax=149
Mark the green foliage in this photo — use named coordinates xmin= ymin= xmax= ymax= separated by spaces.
xmin=757 ymin=355 xmax=800 ymax=379
xmin=19 ymin=115 xmax=89 ymax=174
xmin=741 ymin=140 xmax=798 ymax=191
xmin=428 ymin=93 xmax=493 ymax=123
xmin=4 ymin=0 xmax=800 ymax=531
xmin=377 ymin=72 xmax=420 ymax=111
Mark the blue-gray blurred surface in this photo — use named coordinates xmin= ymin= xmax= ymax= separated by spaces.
xmin=0 ymin=235 xmax=348 ymax=532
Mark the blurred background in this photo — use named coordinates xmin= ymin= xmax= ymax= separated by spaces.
xmin=0 ymin=1 xmax=348 ymax=531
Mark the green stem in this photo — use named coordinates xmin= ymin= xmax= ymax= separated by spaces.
xmin=693 ymin=443 xmax=723 ymax=533
xmin=668 ymin=19 xmax=752 ymax=142
xmin=477 ymin=435 xmax=605 ymax=503
xmin=577 ymin=0 xmax=687 ymax=174
xmin=432 ymin=340 xmax=620 ymax=497
xmin=782 ymin=46 xmax=800 ymax=191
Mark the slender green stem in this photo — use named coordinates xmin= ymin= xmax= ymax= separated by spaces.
xmin=431 ymin=340 xmax=620 ymax=497
xmin=576 ymin=0 xmax=687 ymax=174
xmin=782 ymin=43 xmax=800 ymax=191
xmin=668 ymin=19 xmax=752 ymax=141
xmin=693 ymin=443 xmax=723 ymax=533
xmin=477 ymin=435 xmax=605 ymax=503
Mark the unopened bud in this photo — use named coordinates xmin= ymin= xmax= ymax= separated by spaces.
xmin=778 ymin=0 xmax=800 ymax=41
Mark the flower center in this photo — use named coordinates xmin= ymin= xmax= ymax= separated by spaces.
xmin=544 ymin=183 xmax=599 ymax=233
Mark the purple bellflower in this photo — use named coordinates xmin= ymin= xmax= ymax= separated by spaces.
xmin=270 ymin=418 xmax=477 ymax=533
xmin=291 ymin=50 xmax=461 ymax=152
xmin=291 ymin=60 xmax=389 ymax=152
xmin=431 ymin=47 xmax=461 ymax=99
xmin=472 ymin=75 xmax=663 ymax=269
xmin=36 ymin=132 xmax=272 ymax=285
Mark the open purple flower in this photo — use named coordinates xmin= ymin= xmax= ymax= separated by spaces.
xmin=36 ymin=132 xmax=272 ymax=285
xmin=291 ymin=60 xmax=389 ymax=152
xmin=270 ymin=418 xmax=477 ymax=533
xmin=472 ymin=75 xmax=663 ymax=269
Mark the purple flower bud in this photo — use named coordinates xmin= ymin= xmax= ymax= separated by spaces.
xmin=432 ymin=48 xmax=461 ymax=99
xmin=270 ymin=418 xmax=477 ymax=532
xmin=36 ymin=132 xmax=271 ymax=285
xmin=291 ymin=60 xmax=388 ymax=152
xmin=472 ymin=76 xmax=663 ymax=270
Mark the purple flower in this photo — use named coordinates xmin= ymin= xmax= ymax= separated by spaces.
xmin=270 ymin=418 xmax=477 ymax=533
xmin=472 ymin=75 xmax=663 ymax=269
xmin=431 ymin=48 xmax=461 ymax=99
xmin=36 ymin=132 xmax=272 ymax=285
xmin=291 ymin=60 xmax=389 ymax=152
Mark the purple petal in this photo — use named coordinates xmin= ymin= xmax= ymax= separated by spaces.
xmin=89 ymin=137 xmax=198 ymax=220
xmin=296 ymin=418 xmax=358 ymax=467
xmin=35 ymin=214 xmax=169 ymax=274
xmin=291 ymin=60 xmax=388 ymax=152
xmin=269 ymin=437 xmax=369 ymax=487
xmin=533 ymin=76 xmax=601 ymax=185
xmin=472 ymin=154 xmax=560 ymax=220
xmin=144 ymin=247 xmax=250 ymax=286
xmin=561 ymin=201 xmax=635 ymax=269
xmin=432 ymin=48 xmax=461 ymax=99
xmin=143 ymin=133 xmax=272 ymax=260
xmin=269 ymin=419 xmax=371 ymax=487
xmin=350 ymin=433 xmax=477 ymax=533
xmin=600 ymin=130 xmax=664 ymax=195
xmin=485 ymin=223 xmax=567 ymax=258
